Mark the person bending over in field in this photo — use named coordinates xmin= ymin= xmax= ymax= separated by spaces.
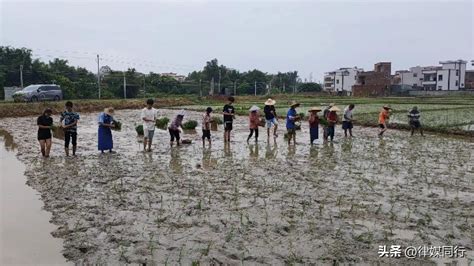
xmin=286 ymin=101 xmax=300 ymax=145
xmin=169 ymin=111 xmax=184 ymax=146
xmin=378 ymin=105 xmax=391 ymax=136
xmin=141 ymin=99 xmax=158 ymax=152
xmin=222 ymin=96 xmax=235 ymax=142
xmin=408 ymin=106 xmax=423 ymax=136
xmin=60 ymin=101 xmax=80 ymax=156
xmin=37 ymin=108 xmax=54 ymax=157
xmin=202 ymin=107 xmax=213 ymax=147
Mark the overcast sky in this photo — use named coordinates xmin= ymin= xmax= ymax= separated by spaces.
xmin=1 ymin=0 xmax=473 ymax=81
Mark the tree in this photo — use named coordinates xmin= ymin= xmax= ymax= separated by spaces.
xmin=298 ymin=82 xmax=323 ymax=92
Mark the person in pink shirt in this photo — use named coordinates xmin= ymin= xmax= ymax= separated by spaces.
xmin=247 ymin=105 xmax=260 ymax=142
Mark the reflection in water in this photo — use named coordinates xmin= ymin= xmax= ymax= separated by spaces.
xmin=309 ymin=146 xmax=318 ymax=158
xmin=201 ymin=148 xmax=217 ymax=170
xmin=248 ymin=144 xmax=259 ymax=159
xmin=224 ymin=142 xmax=232 ymax=157
xmin=286 ymin=145 xmax=296 ymax=159
xmin=265 ymin=140 xmax=278 ymax=160
xmin=0 ymin=129 xmax=17 ymax=151
xmin=169 ymin=148 xmax=183 ymax=173
xmin=341 ymin=139 xmax=353 ymax=153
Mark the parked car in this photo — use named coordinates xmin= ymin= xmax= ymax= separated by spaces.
xmin=13 ymin=84 xmax=63 ymax=102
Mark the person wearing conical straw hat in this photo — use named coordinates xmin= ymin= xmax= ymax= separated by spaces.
xmin=263 ymin=98 xmax=278 ymax=140
xmin=342 ymin=104 xmax=355 ymax=138
xmin=308 ymin=107 xmax=321 ymax=145
xmin=327 ymin=106 xmax=340 ymax=142
xmin=247 ymin=105 xmax=260 ymax=143
xmin=378 ymin=105 xmax=392 ymax=136
xmin=98 ymin=107 xmax=115 ymax=153
xmin=286 ymin=101 xmax=301 ymax=145
xmin=322 ymin=103 xmax=335 ymax=141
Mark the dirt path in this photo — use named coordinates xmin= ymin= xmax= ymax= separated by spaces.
xmin=0 ymin=109 xmax=472 ymax=264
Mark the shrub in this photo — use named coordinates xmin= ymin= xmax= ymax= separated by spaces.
xmin=155 ymin=117 xmax=169 ymax=129
xmin=182 ymin=120 xmax=198 ymax=130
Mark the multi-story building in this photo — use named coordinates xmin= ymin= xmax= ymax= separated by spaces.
xmin=395 ymin=66 xmax=427 ymax=89
xmin=352 ymin=62 xmax=392 ymax=97
xmin=421 ymin=60 xmax=466 ymax=90
xmin=323 ymin=67 xmax=363 ymax=95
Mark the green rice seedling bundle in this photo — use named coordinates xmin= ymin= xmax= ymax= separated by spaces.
xmin=155 ymin=117 xmax=170 ymax=130
xmin=211 ymin=116 xmax=223 ymax=125
xmin=51 ymin=124 xmax=65 ymax=140
xmin=135 ymin=125 xmax=144 ymax=136
xmin=182 ymin=120 xmax=198 ymax=130
xmin=319 ymin=118 xmax=329 ymax=127
xmin=112 ymin=120 xmax=122 ymax=131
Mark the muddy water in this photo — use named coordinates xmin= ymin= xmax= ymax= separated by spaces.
xmin=0 ymin=130 xmax=67 ymax=265
xmin=0 ymin=109 xmax=473 ymax=265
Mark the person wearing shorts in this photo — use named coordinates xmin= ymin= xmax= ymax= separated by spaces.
xmin=202 ymin=107 xmax=213 ymax=147
xmin=141 ymin=99 xmax=158 ymax=152
xmin=264 ymin=98 xmax=278 ymax=139
xmin=342 ymin=104 xmax=355 ymax=138
xmin=60 ymin=101 xmax=80 ymax=156
xmin=37 ymin=108 xmax=53 ymax=157
xmin=222 ymin=96 xmax=235 ymax=142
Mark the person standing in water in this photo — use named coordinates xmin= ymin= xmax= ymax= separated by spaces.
xmin=308 ymin=107 xmax=321 ymax=145
xmin=202 ymin=107 xmax=213 ymax=147
xmin=141 ymin=99 xmax=158 ymax=152
xmin=98 ymin=107 xmax=115 ymax=153
xmin=222 ymin=96 xmax=235 ymax=142
xmin=408 ymin=106 xmax=424 ymax=136
xmin=378 ymin=105 xmax=391 ymax=136
xmin=286 ymin=101 xmax=300 ymax=145
xmin=342 ymin=104 xmax=355 ymax=138
xmin=263 ymin=98 xmax=278 ymax=140
xmin=247 ymin=105 xmax=260 ymax=142
xmin=37 ymin=108 xmax=53 ymax=157
xmin=322 ymin=103 xmax=335 ymax=141
xmin=327 ymin=106 xmax=340 ymax=142
xmin=60 ymin=101 xmax=80 ymax=156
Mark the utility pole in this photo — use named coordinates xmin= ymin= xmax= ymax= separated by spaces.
xmin=254 ymin=81 xmax=257 ymax=96
xmin=123 ymin=71 xmax=127 ymax=99
xmin=143 ymin=74 xmax=146 ymax=97
xmin=19 ymin=65 xmax=24 ymax=88
xmin=97 ymin=55 xmax=101 ymax=99
xmin=199 ymin=79 xmax=202 ymax=97
xmin=233 ymin=80 xmax=237 ymax=96
xmin=218 ymin=69 xmax=221 ymax=94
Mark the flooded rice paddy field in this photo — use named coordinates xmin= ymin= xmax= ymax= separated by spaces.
xmin=1 ymin=108 xmax=473 ymax=265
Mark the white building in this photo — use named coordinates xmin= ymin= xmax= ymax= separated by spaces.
xmin=421 ymin=60 xmax=466 ymax=90
xmin=323 ymin=67 xmax=363 ymax=94
xmin=395 ymin=66 xmax=426 ymax=88
xmin=161 ymin=72 xmax=186 ymax=82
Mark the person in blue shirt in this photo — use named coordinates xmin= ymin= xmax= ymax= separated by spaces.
xmin=60 ymin=101 xmax=80 ymax=156
xmin=286 ymin=101 xmax=300 ymax=145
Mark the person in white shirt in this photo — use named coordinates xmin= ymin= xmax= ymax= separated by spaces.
xmin=140 ymin=99 xmax=158 ymax=152
xmin=342 ymin=104 xmax=355 ymax=137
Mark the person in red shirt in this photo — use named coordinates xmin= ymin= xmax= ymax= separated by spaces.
xmin=247 ymin=105 xmax=260 ymax=142
xmin=308 ymin=107 xmax=321 ymax=145
xmin=327 ymin=106 xmax=340 ymax=142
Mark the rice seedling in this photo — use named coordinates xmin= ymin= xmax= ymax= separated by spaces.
xmin=135 ymin=125 xmax=144 ymax=136
xmin=211 ymin=116 xmax=223 ymax=125
xmin=182 ymin=120 xmax=198 ymax=130
xmin=155 ymin=117 xmax=170 ymax=129
xmin=112 ymin=120 xmax=122 ymax=131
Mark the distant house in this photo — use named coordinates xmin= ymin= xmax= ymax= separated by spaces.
xmin=323 ymin=67 xmax=363 ymax=95
xmin=394 ymin=66 xmax=428 ymax=89
xmin=421 ymin=60 xmax=466 ymax=91
xmin=161 ymin=72 xmax=186 ymax=82
xmin=465 ymin=70 xmax=474 ymax=90
xmin=352 ymin=62 xmax=392 ymax=97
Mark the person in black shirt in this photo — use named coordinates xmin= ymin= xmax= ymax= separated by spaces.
xmin=37 ymin=108 xmax=53 ymax=157
xmin=222 ymin=96 xmax=235 ymax=142
xmin=263 ymin=98 xmax=278 ymax=139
